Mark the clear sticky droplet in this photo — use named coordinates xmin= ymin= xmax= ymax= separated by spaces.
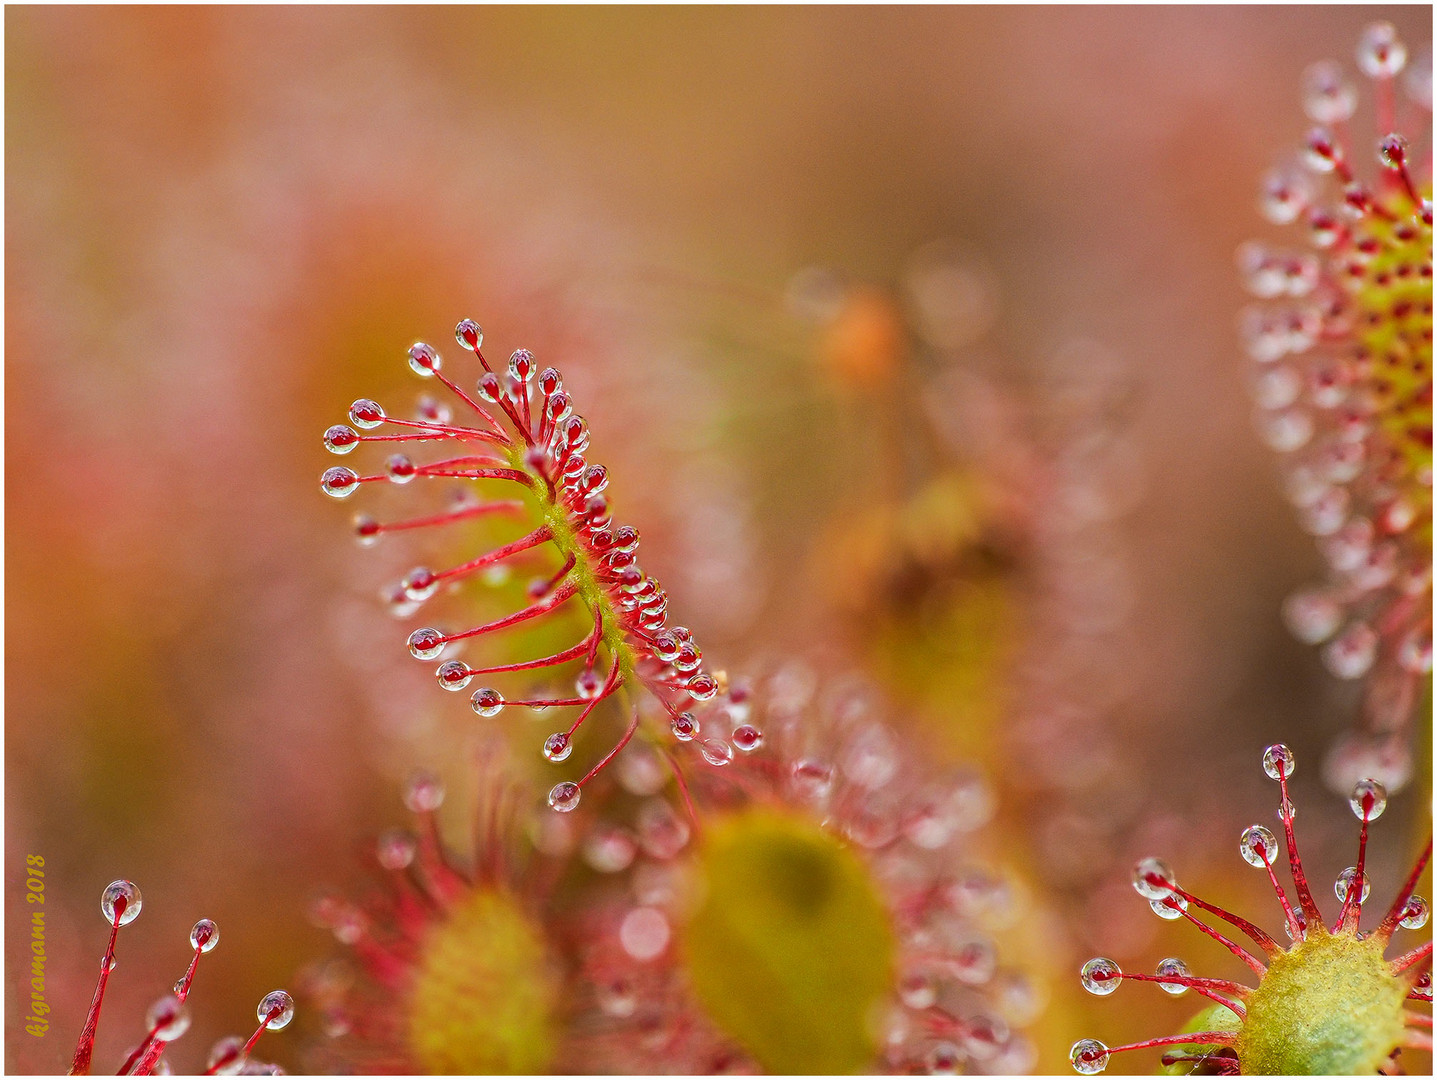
xmin=1071 ymin=1039 xmax=1109 ymax=1075
xmin=455 ymin=319 xmax=483 ymax=350
xmin=1302 ymin=60 xmax=1358 ymax=123
xmin=583 ymin=827 xmax=637 ymax=874
xmin=699 ymin=738 xmax=733 ymax=766
xmin=1357 ymin=22 xmax=1407 ymax=78
xmin=407 ymin=628 xmax=446 ymax=661
xmin=321 ymin=467 xmax=360 ymax=499
xmin=1278 ymin=797 xmax=1298 ymax=825
xmin=477 ymin=372 xmax=502 ymax=403
xmin=403 ymin=772 xmax=445 ymax=813
xmin=1131 ymin=857 xmax=1176 ymax=899
xmin=596 ymin=978 xmax=637 ymax=1018
xmin=1349 ymin=778 xmax=1388 ymax=820
xmin=897 ymin=969 xmax=937 ymax=1010
xmin=548 ymin=781 xmax=581 ymax=813
xmin=926 ymin=1041 xmax=963 ymax=1075
xmin=1240 ymin=824 xmax=1278 ymax=867
xmin=575 ymin=669 xmax=602 ymax=700
xmin=348 ymin=399 xmax=385 ymax=429
xmin=470 ymin=687 xmax=505 ymax=717
xmin=407 ymin=342 xmax=441 ymax=377
xmin=1263 ymin=744 xmax=1295 ymax=780
xmin=1282 ymin=588 xmax=1344 ymax=643
xmin=101 ymin=880 xmax=143 ymax=926
xmin=1155 ymin=957 xmax=1191 ymax=995
xmin=257 ymin=990 xmax=295 ymax=1030
xmin=1324 ymin=622 xmax=1378 ymax=679
xmin=353 ymin=513 xmax=381 ymax=547
xmin=146 ymin=995 xmax=191 ymax=1041
xmin=543 ymin=732 xmax=572 ymax=762
xmin=376 ymin=830 xmax=416 ymax=870
xmin=731 ymin=724 xmax=763 ymax=752
xmin=386 ymin=454 xmax=417 ymax=484
xmin=509 ymin=349 xmax=535 ymax=383
xmin=323 ymin=425 xmax=359 ymax=454
xmin=1080 ymin=957 xmax=1121 ymax=996
xmin=619 ymin=906 xmax=670 ymax=961
xmin=403 ymin=567 xmax=437 ymax=602
xmin=1335 ymin=866 xmax=1370 ymax=904
xmin=1400 ymin=895 xmax=1430 ymax=930
xmin=670 ymin=712 xmax=699 ymax=741
xmin=1151 ymin=894 xmax=1188 ymax=920
xmin=189 ymin=919 xmax=219 ymax=953
xmin=686 ymin=673 xmax=718 ymax=701
xmin=207 ymin=1036 xmax=244 ymax=1075
xmin=436 ymin=661 xmax=472 ymax=691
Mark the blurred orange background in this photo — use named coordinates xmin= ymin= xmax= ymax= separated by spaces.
xmin=7 ymin=6 xmax=1430 ymax=1073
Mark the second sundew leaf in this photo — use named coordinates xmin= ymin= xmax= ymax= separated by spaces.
xmin=681 ymin=808 xmax=896 ymax=1074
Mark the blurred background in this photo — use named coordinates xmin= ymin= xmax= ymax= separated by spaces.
xmin=6 ymin=6 xmax=1430 ymax=1074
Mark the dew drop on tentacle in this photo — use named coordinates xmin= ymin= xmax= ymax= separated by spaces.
xmin=190 ymin=919 xmax=219 ymax=952
xmin=386 ymin=454 xmax=417 ymax=484
xmin=436 ymin=660 xmax=472 ymax=691
xmin=731 ymin=724 xmax=763 ymax=752
xmin=1151 ymin=894 xmax=1188 ymax=920
xmin=403 ymin=771 xmax=445 ymax=813
xmin=471 ymin=688 xmax=505 ymax=718
xmin=1302 ymin=59 xmax=1358 ymax=123
xmin=1334 ymin=866 xmax=1371 ymax=904
xmin=543 ymin=732 xmax=572 ymax=762
xmin=416 ymin=394 xmax=451 ymax=426
xmin=1070 ymin=1039 xmax=1109 ymax=1075
xmin=1356 ymin=21 xmax=1408 ymax=78
xmin=1131 ymin=856 xmax=1177 ymax=899
xmin=101 ymin=880 xmax=143 ymax=925
xmin=925 ymin=1041 xmax=962 ymax=1075
xmin=1400 ymin=895 xmax=1430 ymax=930
xmin=208 ymin=1036 xmax=244 ymax=1075
xmin=1080 ymin=957 xmax=1122 ymax=996
xmin=324 ymin=425 xmax=359 ymax=454
xmin=1348 ymin=778 xmax=1387 ymax=820
xmin=321 ymin=466 xmax=360 ymax=499
xmin=376 ymin=830 xmax=416 ymax=870
xmin=407 ymin=627 xmax=446 ymax=661
xmin=1282 ymin=589 xmax=1343 ymax=643
xmin=670 ymin=712 xmax=700 ymax=741
xmin=257 ymin=990 xmax=295 ymax=1030
xmin=1240 ymin=824 xmax=1279 ymax=866
xmin=548 ymin=781 xmax=581 ymax=813
xmin=147 ymin=995 xmax=191 ymax=1041
xmin=407 ymin=342 xmax=441 ymax=377
xmin=349 ymin=399 xmax=385 ymax=429
xmin=1262 ymin=743 xmax=1295 ymax=780
xmin=1278 ymin=797 xmax=1298 ymax=824
xmin=477 ymin=371 xmax=502 ymax=403
xmin=575 ymin=669 xmax=602 ymax=700
xmin=455 ymin=319 xmax=483 ymax=350
xmin=403 ymin=567 xmax=438 ymax=602
xmin=509 ymin=349 xmax=535 ymax=384
xmin=699 ymin=738 xmax=734 ymax=767
xmin=1323 ymin=621 xmax=1378 ymax=679
xmin=1155 ymin=957 xmax=1191 ymax=995
xmin=353 ymin=513 xmax=381 ymax=546
xmin=686 ymin=673 xmax=718 ymax=701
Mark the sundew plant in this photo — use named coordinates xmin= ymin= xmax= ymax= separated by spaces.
xmin=8 ymin=9 xmax=1432 ymax=1078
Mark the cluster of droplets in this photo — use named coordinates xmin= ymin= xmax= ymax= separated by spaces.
xmin=1240 ymin=22 xmax=1432 ymax=791
xmin=571 ymin=664 xmax=1040 ymax=1075
xmin=321 ymin=320 xmax=756 ymax=812
xmin=70 ymin=881 xmax=291 ymax=1076
xmin=1070 ymin=743 xmax=1432 ymax=1075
